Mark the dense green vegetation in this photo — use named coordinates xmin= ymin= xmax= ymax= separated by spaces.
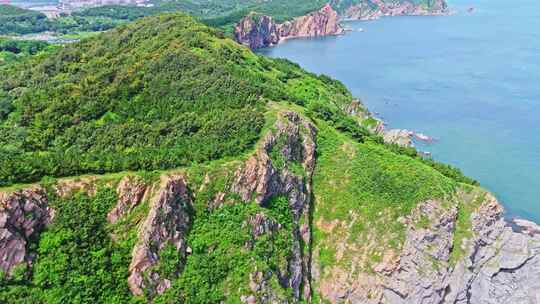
xmin=0 ymin=4 xmax=49 ymax=35
xmin=0 ymin=13 xmax=353 ymax=187
xmin=0 ymin=186 xmax=143 ymax=304
xmin=156 ymin=196 xmax=295 ymax=303
xmin=0 ymin=39 xmax=56 ymax=64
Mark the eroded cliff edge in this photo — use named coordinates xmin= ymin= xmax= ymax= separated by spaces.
xmin=1 ymin=109 xmax=539 ymax=303
xmin=234 ymin=0 xmax=448 ymax=49
xmin=235 ymin=4 xmax=344 ymax=49
xmin=331 ymin=0 xmax=447 ymax=21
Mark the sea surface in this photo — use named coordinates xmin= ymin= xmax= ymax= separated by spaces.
xmin=9 ymin=0 xmax=58 ymax=9
xmin=260 ymin=0 xmax=540 ymax=222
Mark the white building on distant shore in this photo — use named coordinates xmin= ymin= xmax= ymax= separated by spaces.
xmin=58 ymin=0 xmax=148 ymax=11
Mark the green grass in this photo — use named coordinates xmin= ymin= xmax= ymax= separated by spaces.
xmin=449 ymin=188 xmax=486 ymax=265
xmin=311 ymin=120 xmax=457 ymax=272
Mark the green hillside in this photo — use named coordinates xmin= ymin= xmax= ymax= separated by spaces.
xmin=0 ymin=4 xmax=48 ymax=34
xmin=0 ymin=13 xmax=353 ymax=186
xmin=0 ymin=13 xmax=476 ymax=304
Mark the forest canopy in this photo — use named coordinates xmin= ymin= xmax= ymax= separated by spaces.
xmin=0 ymin=13 xmax=354 ymax=186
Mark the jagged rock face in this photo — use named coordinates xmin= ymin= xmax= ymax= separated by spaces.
xmin=0 ymin=188 xmax=52 ymax=275
xmin=127 ymin=174 xmax=192 ymax=297
xmin=314 ymin=192 xmax=540 ymax=304
xmin=234 ymin=0 xmax=449 ymax=49
xmin=108 ymin=176 xmax=149 ymax=224
xmin=232 ymin=111 xmax=317 ymax=302
xmin=279 ymin=4 xmax=344 ymax=42
xmin=444 ymin=196 xmax=540 ymax=304
xmin=235 ymin=4 xmax=344 ymax=49
xmin=333 ymin=0 xmax=448 ymax=20
xmin=235 ymin=14 xmax=280 ymax=49
xmin=383 ymin=200 xmax=458 ymax=303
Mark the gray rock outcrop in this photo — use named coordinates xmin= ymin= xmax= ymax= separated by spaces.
xmin=383 ymin=200 xmax=458 ymax=303
xmin=444 ymin=196 xmax=540 ymax=304
xmin=314 ymin=191 xmax=540 ymax=304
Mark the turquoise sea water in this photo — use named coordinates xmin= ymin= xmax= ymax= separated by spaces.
xmin=260 ymin=0 xmax=540 ymax=222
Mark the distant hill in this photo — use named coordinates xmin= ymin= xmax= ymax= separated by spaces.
xmin=0 ymin=4 xmax=49 ymax=34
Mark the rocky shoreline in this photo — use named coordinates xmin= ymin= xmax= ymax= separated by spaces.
xmin=334 ymin=0 xmax=448 ymax=21
xmin=234 ymin=4 xmax=344 ymax=50
xmin=234 ymin=1 xmax=449 ymax=49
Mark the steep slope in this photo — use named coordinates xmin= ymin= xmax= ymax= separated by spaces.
xmin=0 ymin=13 xmax=538 ymax=304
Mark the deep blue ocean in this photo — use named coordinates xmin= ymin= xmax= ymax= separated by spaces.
xmin=260 ymin=0 xmax=540 ymax=222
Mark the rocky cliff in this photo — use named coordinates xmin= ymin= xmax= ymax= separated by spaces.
xmin=235 ymin=1 xmax=448 ymax=49
xmin=332 ymin=0 xmax=448 ymax=20
xmin=0 ymin=188 xmax=52 ymax=275
xmin=313 ymin=189 xmax=540 ymax=304
xmin=235 ymin=4 xmax=344 ymax=49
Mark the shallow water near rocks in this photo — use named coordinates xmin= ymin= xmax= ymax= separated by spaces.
xmin=260 ymin=0 xmax=540 ymax=222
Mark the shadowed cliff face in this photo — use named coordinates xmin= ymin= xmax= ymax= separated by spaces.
xmin=231 ymin=111 xmax=317 ymax=302
xmin=235 ymin=4 xmax=344 ymax=49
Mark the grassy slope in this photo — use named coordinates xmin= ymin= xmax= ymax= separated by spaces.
xmin=312 ymin=119 xmax=456 ymax=275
